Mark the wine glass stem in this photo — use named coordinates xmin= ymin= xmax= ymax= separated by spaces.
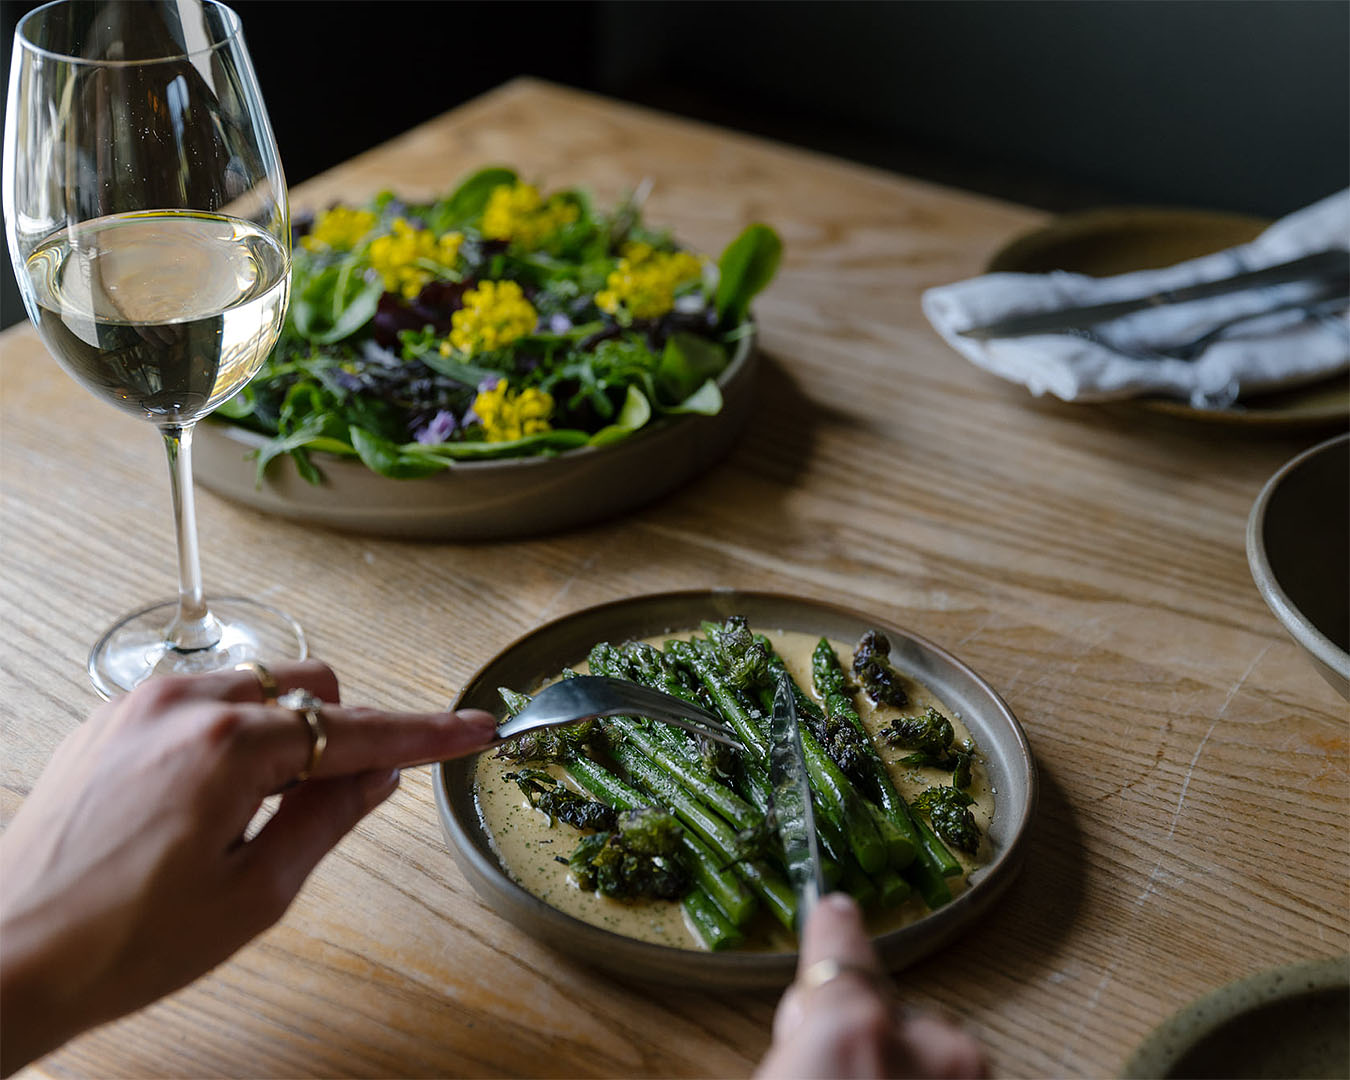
xmin=161 ymin=422 xmax=222 ymax=652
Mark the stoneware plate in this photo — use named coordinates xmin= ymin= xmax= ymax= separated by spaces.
xmin=1246 ymin=433 xmax=1350 ymax=699
xmin=1119 ymin=954 xmax=1350 ymax=1078
xmin=987 ymin=207 xmax=1350 ymax=429
xmin=194 ymin=334 xmax=756 ymax=540
xmin=433 ymin=589 xmax=1037 ymax=989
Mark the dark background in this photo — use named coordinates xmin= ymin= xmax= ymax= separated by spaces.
xmin=3 ymin=0 xmax=1348 ymax=330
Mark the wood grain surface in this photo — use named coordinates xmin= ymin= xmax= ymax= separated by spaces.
xmin=2 ymin=78 xmax=1347 ymax=1079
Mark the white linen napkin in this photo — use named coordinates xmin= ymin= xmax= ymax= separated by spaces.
xmin=922 ymin=190 xmax=1350 ymax=408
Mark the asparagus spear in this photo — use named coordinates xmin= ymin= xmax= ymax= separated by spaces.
xmin=673 ymin=634 xmax=890 ymax=874
xmin=497 ymin=686 xmax=757 ymax=930
xmin=605 ymin=735 xmax=797 ymax=931
xmin=811 ymin=638 xmax=959 ymax=905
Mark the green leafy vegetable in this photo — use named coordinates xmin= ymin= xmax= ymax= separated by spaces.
xmin=218 ymin=168 xmax=781 ymax=484
xmin=714 ymin=223 xmax=782 ymax=327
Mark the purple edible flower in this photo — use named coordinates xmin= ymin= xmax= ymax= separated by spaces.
xmin=414 ymin=409 xmax=459 ymax=445
xmin=549 ymin=313 xmax=572 ymax=333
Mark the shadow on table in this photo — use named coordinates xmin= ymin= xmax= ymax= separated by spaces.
xmin=627 ymin=347 xmax=844 ymax=528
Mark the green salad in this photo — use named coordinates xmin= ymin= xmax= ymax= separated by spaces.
xmin=217 ymin=166 xmax=781 ymax=482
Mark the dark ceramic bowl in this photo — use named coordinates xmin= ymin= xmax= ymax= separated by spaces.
xmin=1246 ymin=433 xmax=1350 ymax=699
xmin=195 ymin=334 xmax=756 ymax=540
xmin=1120 ymin=955 xmax=1350 ymax=1078
xmin=433 ymin=589 xmax=1037 ymax=988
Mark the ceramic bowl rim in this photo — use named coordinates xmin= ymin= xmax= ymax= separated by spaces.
xmin=1119 ymin=953 xmax=1350 ymax=1078
xmin=1245 ymin=432 xmax=1350 ymax=682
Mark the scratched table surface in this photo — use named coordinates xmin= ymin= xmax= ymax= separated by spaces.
xmin=2 ymin=79 xmax=1346 ymax=1078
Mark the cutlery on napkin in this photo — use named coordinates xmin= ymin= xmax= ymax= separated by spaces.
xmin=922 ymin=189 xmax=1350 ymax=408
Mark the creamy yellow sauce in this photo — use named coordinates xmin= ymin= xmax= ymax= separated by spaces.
xmin=473 ymin=627 xmax=994 ymax=950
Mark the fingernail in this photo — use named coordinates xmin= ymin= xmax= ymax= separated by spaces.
xmin=821 ymin=892 xmax=861 ymax=917
xmin=455 ymin=709 xmax=499 ymax=741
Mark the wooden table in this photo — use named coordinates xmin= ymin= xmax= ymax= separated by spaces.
xmin=3 ymin=79 xmax=1346 ymax=1078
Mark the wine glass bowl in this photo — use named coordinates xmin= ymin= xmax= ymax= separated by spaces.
xmin=4 ymin=0 xmax=305 ymax=695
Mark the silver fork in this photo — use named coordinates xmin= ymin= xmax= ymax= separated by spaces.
xmin=493 ymin=675 xmax=744 ymax=748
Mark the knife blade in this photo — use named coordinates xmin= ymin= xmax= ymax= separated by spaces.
xmin=957 ymin=247 xmax=1350 ymax=341
xmin=768 ymin=670 xmax=825 ymax=934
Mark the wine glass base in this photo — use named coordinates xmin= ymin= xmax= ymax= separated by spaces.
xmin=88 ymin=595 xmax=307 ymax=699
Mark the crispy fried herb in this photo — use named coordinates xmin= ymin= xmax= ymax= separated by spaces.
xmin=883 ymin=706 xmax=954 ymax=758
xmin=852 ymin=630 xmax=909 ymax=708
xmin=883 ymin=706 xmax=977 ymax=788
xmin=505 ymin=768 xmax=617 ymax=831
xmin=567 ymin=808 xmax=690 ymax=900
xmin=494 ymin=719 xmax=597 ymax=765
xmin=912 ymin=786 xmax=980 ymax=855
xmin=705 ymin=616 xmax=770 ymax=692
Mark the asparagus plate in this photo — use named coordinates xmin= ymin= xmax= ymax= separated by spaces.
xmin=434 ymin=590 xmax=1036 ymax=988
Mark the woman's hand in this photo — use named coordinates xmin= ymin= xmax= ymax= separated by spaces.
xmin=0 ymin=661 xmax=496 ymax=1076
xmin=756 ymin=893 xmax=987 ymax=1079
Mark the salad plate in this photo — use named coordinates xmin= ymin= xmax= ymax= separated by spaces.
xmin=433 ymin=589 xmax=1037 ymax=988
xmin=194 ymin=167 xmax=778 ymax=538
xmin=194 ymin=332 xmax=755 ymax=539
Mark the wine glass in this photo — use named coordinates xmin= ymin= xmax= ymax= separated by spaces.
xmin=4 ymin=0 xmax=306 ymax=696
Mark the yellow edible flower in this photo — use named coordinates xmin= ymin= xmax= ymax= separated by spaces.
xmin=471 ymin=380 xmax=554 ymax=442
xmin=594 ymin=245 xmax=703 ymax=321
xmin=367 ymin=217 xmax=463 ymax=300
xmin=443 ymin=280 xmax=537 ymax=357
xmin=301 ymin=205 xmax=377 ymax=253
xmin=481 ymin=182 xmax=580 ymax=248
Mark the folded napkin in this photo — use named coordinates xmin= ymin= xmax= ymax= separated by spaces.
xmin=923 ymin=190 xmax=1350 ymax=408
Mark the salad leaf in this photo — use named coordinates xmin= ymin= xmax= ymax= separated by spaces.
xmin=657 ymin=332 xmax=728 ymax=402
xmin=589 ymin=385 xmax=653 ymax=446
xmin=663 ymin=379 xmax=723 ymax=416
xmin=413 ymin=429 xmax=591 ymax=460
xmin=292 ymin=261 xmax=382 ymax=345
xmin=714 ymin=223 xmax=782 ymax=327
xmin=349 ymin=427 xmax=446 ymax=479
xmin=427 ymin=166 xmax=518 ymax=231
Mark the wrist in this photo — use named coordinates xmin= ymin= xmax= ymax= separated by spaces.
xmin=1 ymin=918 xmax=82 ymax=1075
xmin=0 ymin=848 xmax=95 ymax=1076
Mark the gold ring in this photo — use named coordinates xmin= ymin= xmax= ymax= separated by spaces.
xmin=278 ymin=688 xmax=328 ymax=782
xmin=795 ymin=958 xmax=889 ymax=995
xmin=235 ymin=660 xmax=279 ymax=703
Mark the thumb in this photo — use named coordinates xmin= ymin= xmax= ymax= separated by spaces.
xmin=236 ymin=769 xmax=400 ymax=928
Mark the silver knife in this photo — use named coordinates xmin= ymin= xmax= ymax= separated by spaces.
xmin=957 ymin=247 xmax=1350 ymax=341
xmin=768 ymin=670 xmax=825 ymax=935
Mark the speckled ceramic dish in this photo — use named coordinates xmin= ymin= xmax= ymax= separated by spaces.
xmin=1120 ymin=955 xmax=1350 ymax=1078
xmin=433 ymin=589 xmax=1037 ymax=988
xmin=988 ymin=208 xmax=1349 ymax=429
xmin=194 ymin=334 xmax=756 ymax=540
xmin=1246 ymin=433 xmax=1350 ymax=698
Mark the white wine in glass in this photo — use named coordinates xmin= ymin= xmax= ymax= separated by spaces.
xmin=4 ymin=0 xmax=306 ymax=696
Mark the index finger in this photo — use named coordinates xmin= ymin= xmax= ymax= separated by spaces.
xmin=242 ymin=702 xmax=498 ymax=794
